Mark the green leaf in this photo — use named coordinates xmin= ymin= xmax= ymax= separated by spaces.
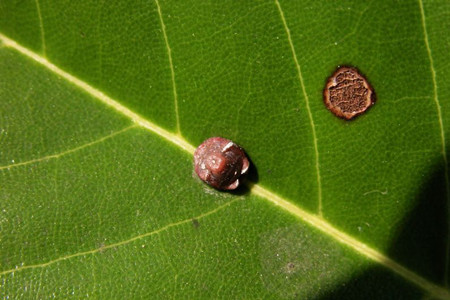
xmin=1 ymin=0 xmax=449 ymax=298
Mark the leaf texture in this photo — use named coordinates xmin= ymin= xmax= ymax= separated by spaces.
xmin=1 ymin=0 xmax=449 ymax=298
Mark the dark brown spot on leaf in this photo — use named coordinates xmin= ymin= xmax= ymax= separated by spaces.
xmin=194 ymin=137 xmax=249 ymax=190
xmin=323 ymin=66 xmax=375 ymax=120
xmin=192 ymin=218 xmax=200 ymax=228
xmin=286 ymin=262 xmax=296 ymax=273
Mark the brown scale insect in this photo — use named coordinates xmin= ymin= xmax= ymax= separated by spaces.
xmin=194 ymin=137 xmax=249 ymax=190
xmin=323 ymin=66 xmax=375 ymax=120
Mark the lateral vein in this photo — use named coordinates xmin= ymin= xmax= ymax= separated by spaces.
xmin=0 ymin=33 xmax=195 ymax=154
xmin=0 ymin=125 xmax=136 ymax=171
xmin=274 ymin=0 xmax=323 ymax=217
xmin=0 ymin=199 xmax=240 ymax=276
xmin=419 ymin=0 xmax=450 ymax=287
xmin=155 ymin=0 xmax=181 ymax=135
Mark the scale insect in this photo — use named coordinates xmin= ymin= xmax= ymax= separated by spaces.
xmin=194 ymin=137 xmax=250 ymax=190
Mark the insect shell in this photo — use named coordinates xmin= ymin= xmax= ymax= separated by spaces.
xmin=194 ymin=137 xmax=250 ymax=190
xmin=323 ymin=66 xmax=375 ymax=120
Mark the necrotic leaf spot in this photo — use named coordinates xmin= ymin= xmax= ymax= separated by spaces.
xmin=323 ymin=66 xmax=375 ymax=120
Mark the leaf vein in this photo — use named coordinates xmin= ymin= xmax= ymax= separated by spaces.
xmin=251 ymin=184 xmax=450 ymax=300
xmin=34 ymin=0 xmax=46 ymax=56
xmin=155 ymin=0 xmax=181 ymax=135
xmin=274 ymin=0 xmax=323 ymax=216
xmin=419 ymin=0 xmax=450 ymax=286
xmin=0 ymin=125 xmax=136 ymax=171
xmin=0 ymin=199 xmax=241 ymax=276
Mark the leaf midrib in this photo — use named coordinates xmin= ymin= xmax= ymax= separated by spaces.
xmin=1 ymin=33 xmax=449 ymax=299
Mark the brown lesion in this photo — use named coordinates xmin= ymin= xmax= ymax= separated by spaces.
xmin=324 ymin=67 xmax=375 ymax=120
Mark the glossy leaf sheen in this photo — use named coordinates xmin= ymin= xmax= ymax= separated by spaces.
xmin=1 ymin=0 xmax=449 ymax=298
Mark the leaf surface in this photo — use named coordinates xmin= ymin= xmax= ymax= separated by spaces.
xmin=1 ymin=0 xmax=449 ymax=298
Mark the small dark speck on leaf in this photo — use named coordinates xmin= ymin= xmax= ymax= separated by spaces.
xmin=192 ymin=218 xmax=200 ymax=228
xmin=98 ymin=243 xmax=106 ymax=253
xmin=286 ymin=262 xmax=296 ymax=273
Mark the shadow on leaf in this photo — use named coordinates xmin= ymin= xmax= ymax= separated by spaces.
xmin=230 ymin=154 xmax=259 ymax=196
xmin=319 ymin=154 xmax=449 ymax=299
